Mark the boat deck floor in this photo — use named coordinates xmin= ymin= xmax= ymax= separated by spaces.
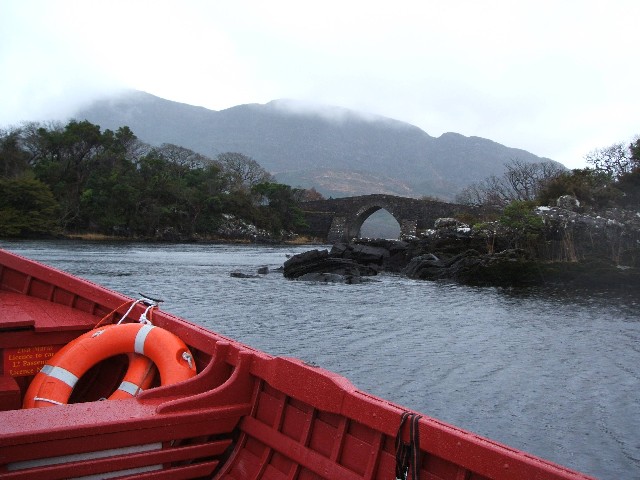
xmin=0 ymin=291 xmax=97 ymax=333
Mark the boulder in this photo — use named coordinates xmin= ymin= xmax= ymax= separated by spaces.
xmin=329 ymin=239 xmax=410 ymax=272
xmin=283 ymin=248 xmax=378 ymax=279
xmin=283 ymin=249 xmax=329 ymax=278
xmin=331 ymin=243 xmax=388 ymax=265
xmin=230 ymin=271 xmax=259 ymax=279
xmin=401 ymin=254 xmax=443 ymax=279
xmin=556 ymin=195 xmax=580 ymax=211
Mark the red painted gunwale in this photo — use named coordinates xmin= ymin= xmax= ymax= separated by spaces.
xmin=0 ymin=249 xmax=595 ymax=480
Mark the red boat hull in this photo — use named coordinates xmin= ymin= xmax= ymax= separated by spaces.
xmin=0 ymin=249 xmax=595 ymax=479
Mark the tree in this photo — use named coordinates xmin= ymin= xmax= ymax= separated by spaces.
xmin=79 ymin=152 xmax=140 ymax=235
xmin=296 ymin=187 xmax=325 ymax=202
xmin=0 ymin=128 xmax=32 ymax=178
xmin=456 ymin=159 xmax=564 ymax=207
xmin=16 ymin=121 xmax=60 ymax=168
xmin=585 ymin=142 xmax=634 ymax=180
xmin=156 ymin=143 xmax=215 ymax=173
xmin=536 ymin=136 xmax=640 ymax=209
xmin=133 ymin=152 xmax=188 ymax=235
xmin=181 ymin=163 xmax=226 ymax=234
xmin=30 ymin=120 xmax=107 ymax=230
xmin=615 ymin=137 xmax=640 ymax=207
xmin=630 ymin=137 xmax=640 ymax=164
xmin=498 ymin=200 xmax=544 ymax=252
xmin=217 ymin=152 xmax=273 ymax=193
xmin=0 ymin=178 xmax=59 ymax=236
xmin=252 ymin=182 xmax=308 ymax=233
xmin=536 ymin=168 xmax=621 ymax=208
xmin=0 ymin=119 xmax=304 ymax=239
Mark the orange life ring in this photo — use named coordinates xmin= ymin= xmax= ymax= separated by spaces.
xmin=109 ymin=353 xmax=157 ymax=400
xmin=23 ymin=323 xmax=196 ymax=408
xmin=22 ymin=352 xmax=157 ymax=406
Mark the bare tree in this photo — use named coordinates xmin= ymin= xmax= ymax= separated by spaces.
xmin=456 ymin=159 xmax=565 ymax=207
xmin=217 ymin=152 xmax=273 ymax=192
xmin=585 ymin=142 xmax=634 ymax=179
xmin=294 ymin=187 xmax=325 ymax=202
xmin=124 ymin=138 xmax=153 ymax=165
xmin=158 ymin=143 xmax=214 ymax=171
xmin=17 ymin=121 xmax=61 ymax=166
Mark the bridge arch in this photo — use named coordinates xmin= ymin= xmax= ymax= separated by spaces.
xmin=358 ymin=207 xmax=402 ymax=239
xmin=351 ymin=201 xmax=403 ymax=240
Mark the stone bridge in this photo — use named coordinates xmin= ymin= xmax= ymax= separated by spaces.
xmin=300 ymin=194 xmax=484 ymax=243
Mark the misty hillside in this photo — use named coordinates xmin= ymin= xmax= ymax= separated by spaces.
xmin=75 ymin=90 xmax=557 ymax=199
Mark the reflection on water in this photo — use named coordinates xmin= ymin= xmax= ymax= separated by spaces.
xmin=2 ymin=240 xmax=639 ymax=479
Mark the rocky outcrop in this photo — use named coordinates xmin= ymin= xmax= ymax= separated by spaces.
xmin=283 ymin=200 xmax=640 ymax=289
xmin=535 ymin=204 xmax=640 ymax=266
xmin=152 ymin=214 xmax=298 ymax=243
xmin=215 ymin=214 xmax=296 ymax=243
xmin=401 ymin=249 xmax=543 ymax=286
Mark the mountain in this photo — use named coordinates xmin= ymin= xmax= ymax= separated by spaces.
xmin=74 ymin=90 xmax=558 ymax=200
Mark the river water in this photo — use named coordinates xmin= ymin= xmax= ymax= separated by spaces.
xmin=2 ymin=240 xmax=639 ymax=479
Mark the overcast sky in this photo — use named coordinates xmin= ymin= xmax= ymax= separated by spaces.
xmin=1 ymin=0 xmax=638 ymax=168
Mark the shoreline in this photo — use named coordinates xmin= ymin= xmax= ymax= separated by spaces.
xmin=15 ymin=232 xmax=328 ymax=246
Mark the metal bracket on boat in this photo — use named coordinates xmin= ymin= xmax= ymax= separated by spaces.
xmin=139 ymin=293 xmax=164 ymax=306
xmin=182 ymin=351 xmax=193 ymax=369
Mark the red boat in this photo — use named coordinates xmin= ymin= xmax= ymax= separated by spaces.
xmin=0 ymin=248 xmax=594 ymax=480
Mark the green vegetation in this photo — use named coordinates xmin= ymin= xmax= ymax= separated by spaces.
xmin=0 ymin=177 xmax=59 ymax=236
xmin=0 ymin=120 xmax=318 ymax=240
xmin=498 ymin=200 xmax=544 ymax=252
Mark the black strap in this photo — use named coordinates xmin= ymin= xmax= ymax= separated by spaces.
xmin=395 ymin=412 xmax=422 ymax=480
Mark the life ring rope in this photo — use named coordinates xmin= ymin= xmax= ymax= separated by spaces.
xmin=32 ymin=396 xmax=65 ymax=406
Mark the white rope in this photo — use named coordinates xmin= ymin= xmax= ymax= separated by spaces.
xmin=117 ymin=299 xmax=143 ymax=324
xmin=138 ymin=305 xmax=155 ymax=325
xmin=33 ymin=396 xmax=65 ymax=406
